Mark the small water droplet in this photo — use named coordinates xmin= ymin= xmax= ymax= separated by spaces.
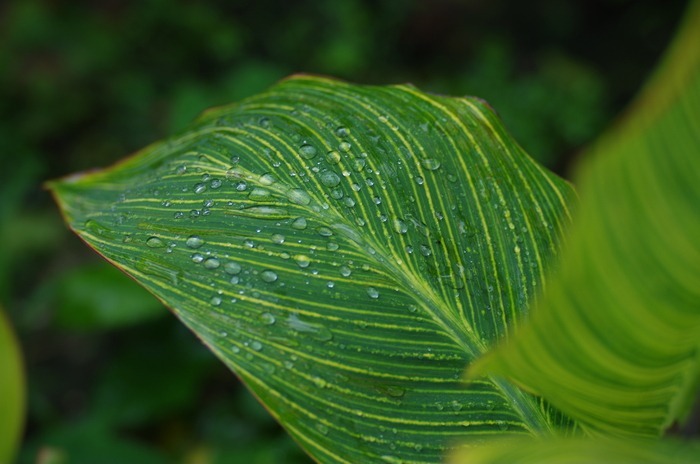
xmin=251 ymin=340 xmax=263 ymax=351
xmin=352 ymin=159 xmax=366 ymax=172
xmin=313 ymin=376 xmax=327 ymax=388
xmin=259 ymin=312 xmax=276 ymax=325
xmin=191 ymin=253 xmax=204 ymax=263
xmin=271 ymin=233 xmax=285 ymax=244
xmin=421 ymin=158 xmax=441 ymax=171
xmin=203 ymin=257 xmax=220 ymax=269
xmin=366 ymin=287 xmax=379 ymax=299
xmin=316 ymin=226 xmax=333 ymax=237
xmin=315 ymin=423 xmax=329 ymax=435
xmin=186 ymin=235 xmax=204 ymax=249
xmin=260 ymin=270 xmax=278 ymax=283
xmin=210 ymin=178 xmax=222 ymax=189
xmin=210 ymin=296 xmax=222 ymax=306
xmin=224 ymin=261 xmax=242 ymax=275
xmin=392 ymin=219 xmax=408 ymax=234
xmin=343 ymin=197 xmax=356 ymax=207
xmin=326 ymin=150 xmax=341 ymax=164
xmin=299 ymin=144 xmax=317 ymax=159
xmin=380 ymin=455 xmax=402 ymax=464
xmin=414 ymin=176 xmax=424 ymax=185
xmin=294 ymin=255 xmax=311 ymax=268
xmin=194 ymin=183 xmax=207 ymax=194
xmin=146 ymin=236 xmax=165 ymax=248
xmin=339 ymin=265 xmax=352 ymax=277
xmin=335 ymin=126 xmax=349 ymax=138
xmin=386 ymin=385 xmax=406 ymax=398
xmin=292 ymin=217 xmax=308 ymax=230
xmin=419 ymin=244 xmax=432 ymax=257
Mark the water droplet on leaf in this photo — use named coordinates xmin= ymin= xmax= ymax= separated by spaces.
xmin=146 ymin=236 xmax=165 ymax=248
xmin=260 ymin=270 xmax=278 ymax=283
xmin=186 ymin=235 xmax=204 ymax=249
xmin=366 ymin=287 xmax=379 ymax=299
xmin=299 ymin=144 xmax=317 ymax=159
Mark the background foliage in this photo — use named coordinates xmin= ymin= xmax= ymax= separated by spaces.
xmin=0 ymin=0 xmax=689 ymax=462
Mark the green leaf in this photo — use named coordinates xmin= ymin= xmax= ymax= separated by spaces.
xmin=450 ymin=437 xmax=700 ymax=464
xmin=50 ymin=75 xmax=575 ymax=462
xmin=469 ymin=0 xmax=700 ymax=439
xmin=0 ymin=308 xmax=24 ymax=463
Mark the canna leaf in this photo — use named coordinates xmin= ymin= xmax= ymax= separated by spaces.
xmin=50 ymin=75 xmax=576 ymax=462
xmin=450 ymin=437 xmax=700 ymax=464
xmin=469 ymin=0 xmax=700 ymax=439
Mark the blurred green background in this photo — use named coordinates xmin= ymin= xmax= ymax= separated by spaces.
xmin=0 ymin=0 xmax=688 ymax=462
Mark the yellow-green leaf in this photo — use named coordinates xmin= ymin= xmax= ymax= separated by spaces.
xmin=450 ymin=437 xmax=700 ymax=464
xmin=50 ymin=75 xmax=575 ymax=462
xmin=469 ymin=0 xmax=700 ymax=439
xmin=0 ymin=308 xmax=24 ymax=463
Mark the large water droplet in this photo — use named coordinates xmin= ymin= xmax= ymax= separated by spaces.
xmin=249 ymin=187 xmax=271 ymax=201
xmin=259 ymin=312 xmax=276 ymax=325
xmin=292 ymin=217 xmax=308 ymax=230
xmin=193 ymin=183 xmax=207 ymax=194
xmin=299 ymin=144 xmax=318 ymax=159
xmin=339 ymin=265 xmax=352 ymax=277
xmin=319 ymin=170 xmax=341 ymax=187
xmin=366 ymin=287 xmax=379 ymax=299
xmin=210 ymin=296 xmax=222 ymax=306
xmin=260 ymin=270 xmax=278 ymax=283
xmin=287 ymin=189 xmax=311 ymax=205
xmin=186 ymin=235 xmax=204 ymax=249
xmin=224 ymin=261 xmax=242 ymax=275
xmin=146 ymin=236 xmax=165 ymax=248
xmin=271 ymin=233 xmax=285 ymax=244
xmin=316 ymin=226 xmax=333 ymax=237
xmin=338 ymin=141 xmax=352 ymax=153
xmin=421 ymin=158 xmax=441 ymax=171
xmin=191 ymin=253 xmax=204 ymax=263
xmin=335 ymin=126 xmax=349 ymax=138
xmin=251 ymin=340 xmax=263 ymax=351
xmin=259 ymin=173 xmax=276 ymax=185
xmin=203 ymin=257 xmax=221 ymax=269
xmin=414 ymin=176 xmax=424 ymax=185
xmin=287 ymin=313 xmax=333 ymax=341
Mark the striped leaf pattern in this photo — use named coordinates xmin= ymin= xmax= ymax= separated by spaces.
xmin=469 ymin=0 xmax=700 ymax=440
xmin=451 ymin=437 xmax=700 ymax=464
xmin=51 ymin=76 xmax=575 ymax=463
